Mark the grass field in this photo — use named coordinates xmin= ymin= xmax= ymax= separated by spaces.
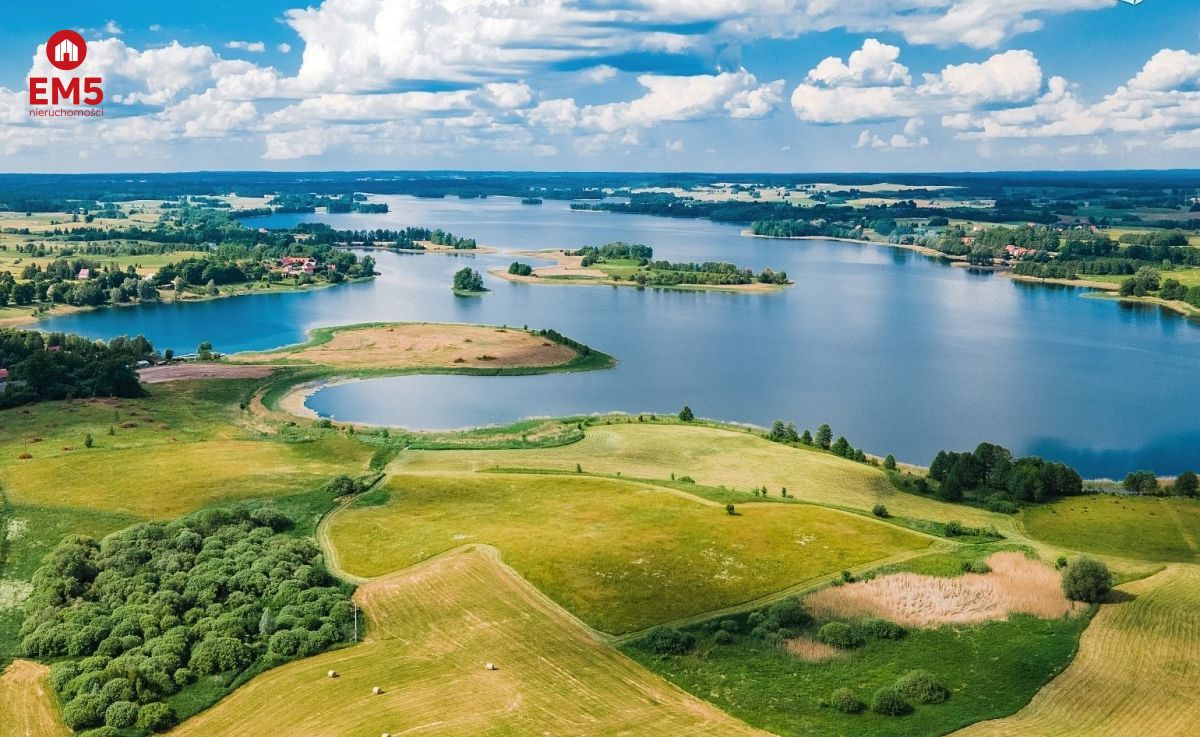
xmin=626 ymin=602 xmax=1090 ymax=737
xmin=1021 ymin=495 xmax=1200 ymax=562
xmin=0 ymin=380 xmax=372 ymax=519
xmin=952 ymin=565 xmax=1200 ymax=737
xmin=392 ymin=422 xmax=1007 ymax=530
xmin=0 ymin=660 xmax=69 ymax=737
xmin=327 ymin=473 xmax=930 ymax=634
xmin=170 ymin=547 xmax=769 ymax=737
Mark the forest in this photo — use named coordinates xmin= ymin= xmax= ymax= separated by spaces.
xmin=0 ymin=329 xmax=150 ymax=408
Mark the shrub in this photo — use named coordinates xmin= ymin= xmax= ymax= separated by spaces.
xmin=830 ymin=687 xmax=866 ymax=714
xmin=79 ymin=728 xmax=120 ymax=737
xmin=325 ymin=475 xmax=359 ymax=496
xmin=872 ymin=503 xmax=890 ymax=518
xmin=872 ymin=686 xmax=913 ymax=716
xmin=104 ymin=701 xmax=139 ymax=729
xmin=961 ymin=560 xmax=992 ymax=574
xmin=62 ymin=694 xmax=107 ymax=730
xmin=986 ymin=498 xmax=1018 ymax=514
xmin=817 ymin=622 xmax=865 ymax=649
xmin=767 ymin=597 xmax=812 ymax=629
xmin=717 ymin=619 xmax=739 ymax=633
xmin=861 ymin=617 xmax=906 ymax=640
xmin=641 ymin=626 xmax=695 ymax=655
xmin=136 ymin=702 xmax=177 ymax=732
xmin=943 ymin=520 xmax=965 ymax=537
xmin=895 ymin=669 xmax=950 ymax=704
xmin=1062 ymin=557 xmax=1112 ymax=603
xmin=713 ymin=629 xmax=734 ymax=645
xmin=249 ymin=507 xmax=293 ymax=532
xmin=1056 ymin=555 xmax=1069 ymax=569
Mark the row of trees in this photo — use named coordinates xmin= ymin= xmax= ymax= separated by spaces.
xmin=928 ymin=442 xmax=1083 ymax=504
xmin=632 ymin=260 xmax=789 ymax=286
xmin=0 ymin=330 xmax=149 ymax=408
xmin=766 ymin=420 xmax=868 ymax=462
xmin=571 ymin=241 xmax=654 ymax=266
xmin=21 ymin=507 xmax=355 ymax=733
xmin=3 ymin=261 xmax=159 ymax=308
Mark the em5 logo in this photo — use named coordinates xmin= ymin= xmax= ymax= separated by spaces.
xmin=29 ymin=29 xmax=104 ymax=110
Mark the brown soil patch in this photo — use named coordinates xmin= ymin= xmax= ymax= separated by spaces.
xmin=806 ymin=552 xmax=1080 ymax=627
xmin=138 ymin=364 xmax=275 ymax=384
xmin=0 ymin=660 xmax=71 ymax=737
xmin=244 ymin=323 xmax=577 ymax=370
xmin=783 ymin=637 xmax=841 ymax=662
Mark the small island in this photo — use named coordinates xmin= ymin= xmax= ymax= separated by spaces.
xmin=452 ymin=267 xmax=488 ymax=295
xmin=491 ymin=241 xmax=791 ymax=293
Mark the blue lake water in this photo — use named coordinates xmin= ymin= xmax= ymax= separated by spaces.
xmin=39 ymin=195 xmax=1200 ymax=478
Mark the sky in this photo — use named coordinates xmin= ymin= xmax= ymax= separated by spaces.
xmin=2 ymin=0 xmax=1200 ymax=173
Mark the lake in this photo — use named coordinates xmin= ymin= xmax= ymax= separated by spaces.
xmin=40 ymin=195 xmax=1200 ymax=478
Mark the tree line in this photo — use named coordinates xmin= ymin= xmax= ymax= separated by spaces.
xmin=0 ymin=329 xmax=149 ymax=408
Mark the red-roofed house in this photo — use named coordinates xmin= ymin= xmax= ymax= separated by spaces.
xmin=77 ymin=268 xmax=91 ymax=279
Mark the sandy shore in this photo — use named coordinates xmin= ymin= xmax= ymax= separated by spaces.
xmin=496 ymin=248 xmax=788 ymax=293
xmin=276 ymin=380 xmax=323 ymax=420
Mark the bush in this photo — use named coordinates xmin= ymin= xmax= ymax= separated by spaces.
xmin=895 ymin=669 xmax=950 ymax=704
xmin=830 ymin=687 xmax=866 ymax=714
xmin=860 ymin=617 xmax=906 ymax=640
xmin=767 ymin=597 xmax=812 ymax=629
xmin=104 ymin=701 xmax=139 ymax=729
xmin=872 ymin=504 xmax=890 ymax=518
xmin=326 ymin=475 xmax=359 ymax=496
xmin=62 ymin=694 xmax=107 ymax=729
xmin=986 ymin=498 xmax=1018 ymax=514
xmin=713 ymin=629 xmax=734 ymax=645
xmin=872 ymin=686 xmax=913 ymax=716
xmin=249 ymin=507 xmax=293 ymax=532
xmin=136 ymin=702 xmax=177 ymax=732
xmin=817 ymin=622 xmax=864 ymax=649
xmin=641 ymin=626 xmax=695 ymax=655
xmin=961 ymin=560 xmax=992 ymax=574
xmin=943 ymin=520 xmax=965 ymax=537
xmin=79 ymin=728 xmax=120 ymax=737
xmin=1062 ymin=557 xmax=1112 ymax=603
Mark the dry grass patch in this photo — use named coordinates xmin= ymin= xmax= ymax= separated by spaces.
xmin=138 ymin=364 xmax=275 ymax=383
xmin=0 ymin=660 xmax=70 ymax=737
xmin=170 ymin=547 xmax=768 ymax=737
xmin=783 ymin=637 xmax=841 ymax=662
xmin=952 ymin=564 xmax=1200 ymax=737
xmin=807 ymin=552 xmax=1079 ymax=627
xmin=241 ymin=322 xmax=578 ymax=370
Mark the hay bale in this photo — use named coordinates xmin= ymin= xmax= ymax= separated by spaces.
xmin=372 ymin=686 xmax=383 ymax=695
xmin=327 ymin=670 xmax=339 ymax=678
xmin=485 ymin=662 xmax=497 ymax=671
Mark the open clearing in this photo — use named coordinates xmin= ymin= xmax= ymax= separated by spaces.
xmin=328 ymin=473 xmax=929 ymax=634
xmin=138 ymin=363 xmax=276 ymax=383
xmin=393 ymin=422 xmax=1006 ymax=529
xmin=1021 ymin=495 xmax=1200 ymax=562
xmin=952 ymin=564 xmax=1200 ymax=737
xmin=807 ymin=552 xmax=1080 ymax=627
xmin=239 ymin=322 xmax=580 ymax=369
xmin=170 ymin=547 xmax=768 ymax=737
xmin=0 ymin=660 xmax=70 ymax=737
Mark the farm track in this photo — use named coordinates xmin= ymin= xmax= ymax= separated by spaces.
xmin=0 ymin=660 xmax=69 ymax=737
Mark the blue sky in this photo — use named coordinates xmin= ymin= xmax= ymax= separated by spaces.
xmin=2 ymin=0 xmax=1200 ymax=172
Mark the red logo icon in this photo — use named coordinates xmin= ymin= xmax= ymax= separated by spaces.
xmin=46 ymin=30 xmax=87 ymax=72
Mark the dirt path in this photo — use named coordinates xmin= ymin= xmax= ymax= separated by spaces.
xmin=0 ymin=660 xmax=70 ymax=737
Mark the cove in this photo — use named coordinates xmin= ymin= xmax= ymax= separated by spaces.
xmin=39 ymin=195 xmax=1200 ymax=478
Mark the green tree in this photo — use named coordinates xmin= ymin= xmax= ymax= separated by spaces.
xmin=1175 ymin=470 xmax=1199 ymax=497
xmin=451 ymin=267 xmax=486 ymax=293
xmin=1123 ymin=470 xmax=1159 ymax=495
xmin=678 ymin=405 xmax=694 ymax=422
xmin=84 ymin=433 xmax=94 ymax=448
xmin=883 ymin=454 xmax=897 ymax=471
xmin=1062 ymin=557 xmax=1112 ymax=603
xmin=815 ymin=424 xmax=832 ymax=450
xmin=799 ymin=429 xmax=813 ymax=445
xmin=196 ymin=341 xmax=214 ymax=361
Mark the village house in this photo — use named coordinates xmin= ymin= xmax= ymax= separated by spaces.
xmin=277 ymin=256 xmax=318 ymax=275
xmin=1004 ymin=245 xmax=1036 ymax=259
xmin=0 ymin=367 xmax=8 ymax=392
xmin=77 ymin=268 xmax=91 ymax=279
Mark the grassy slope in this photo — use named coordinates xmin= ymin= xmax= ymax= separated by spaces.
xmin=169 ymin=547 xmax=769 ymax=737
xmin=952 ymin=565 xmax=1200 ymax=737
xmin=1020 ymin=495 xmax=1200 ymax=563
xmin=394 ymin=422 xmax=1007 ymax=529
xmin=328 ymin=473 xmax=930 ymax=634
xmin=0 ymin=660 xmax=70 ymax=737
xmin=0 ymin=380 xmax=372 ymax=518
xmin=625 ymin=611 xmax=1090 ymax=737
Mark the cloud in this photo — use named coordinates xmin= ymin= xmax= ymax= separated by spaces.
xmin=226 ymin=40 xmax=267 ymax=53
xmin=581 ymin=65 xmax=618 ymax=84
xmin=105 ymin=20 xmax=123 ymax=36
xmin=276 ymin=43 xmax=292 ymax=54
xmin=149 ymin=24 xmax=162 ymax=32
xmin=854 ymin=117 xmax=930 ymax=149
xmin=792 ymin=39 xmax=1043 ymax=124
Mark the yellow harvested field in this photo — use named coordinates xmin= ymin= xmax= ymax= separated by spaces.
xmin=395 ymin=422 xmax=1004 ymax=528
xmin=953 ymin=564 xmax=1200 ymax=737
xmin=170 ymin=547 xmax=768 ymax=737
xmin=0 ymin=660 xmax=70 ymax=737
xmin=241 ymin=322 xmax=578 ymax=369
xmin=0 ymin=439 xmax=367 ymax=518
xmin=807 ymin=552 xmax=1080 ymax=627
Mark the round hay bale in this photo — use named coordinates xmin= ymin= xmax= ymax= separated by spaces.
xmin=486 ymin=662 xmax=497 ymax=671
xmin=327 ymin=670 xmax=339 ymax=678
xmin=372 ymin=686 xmax=383 ymax=695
